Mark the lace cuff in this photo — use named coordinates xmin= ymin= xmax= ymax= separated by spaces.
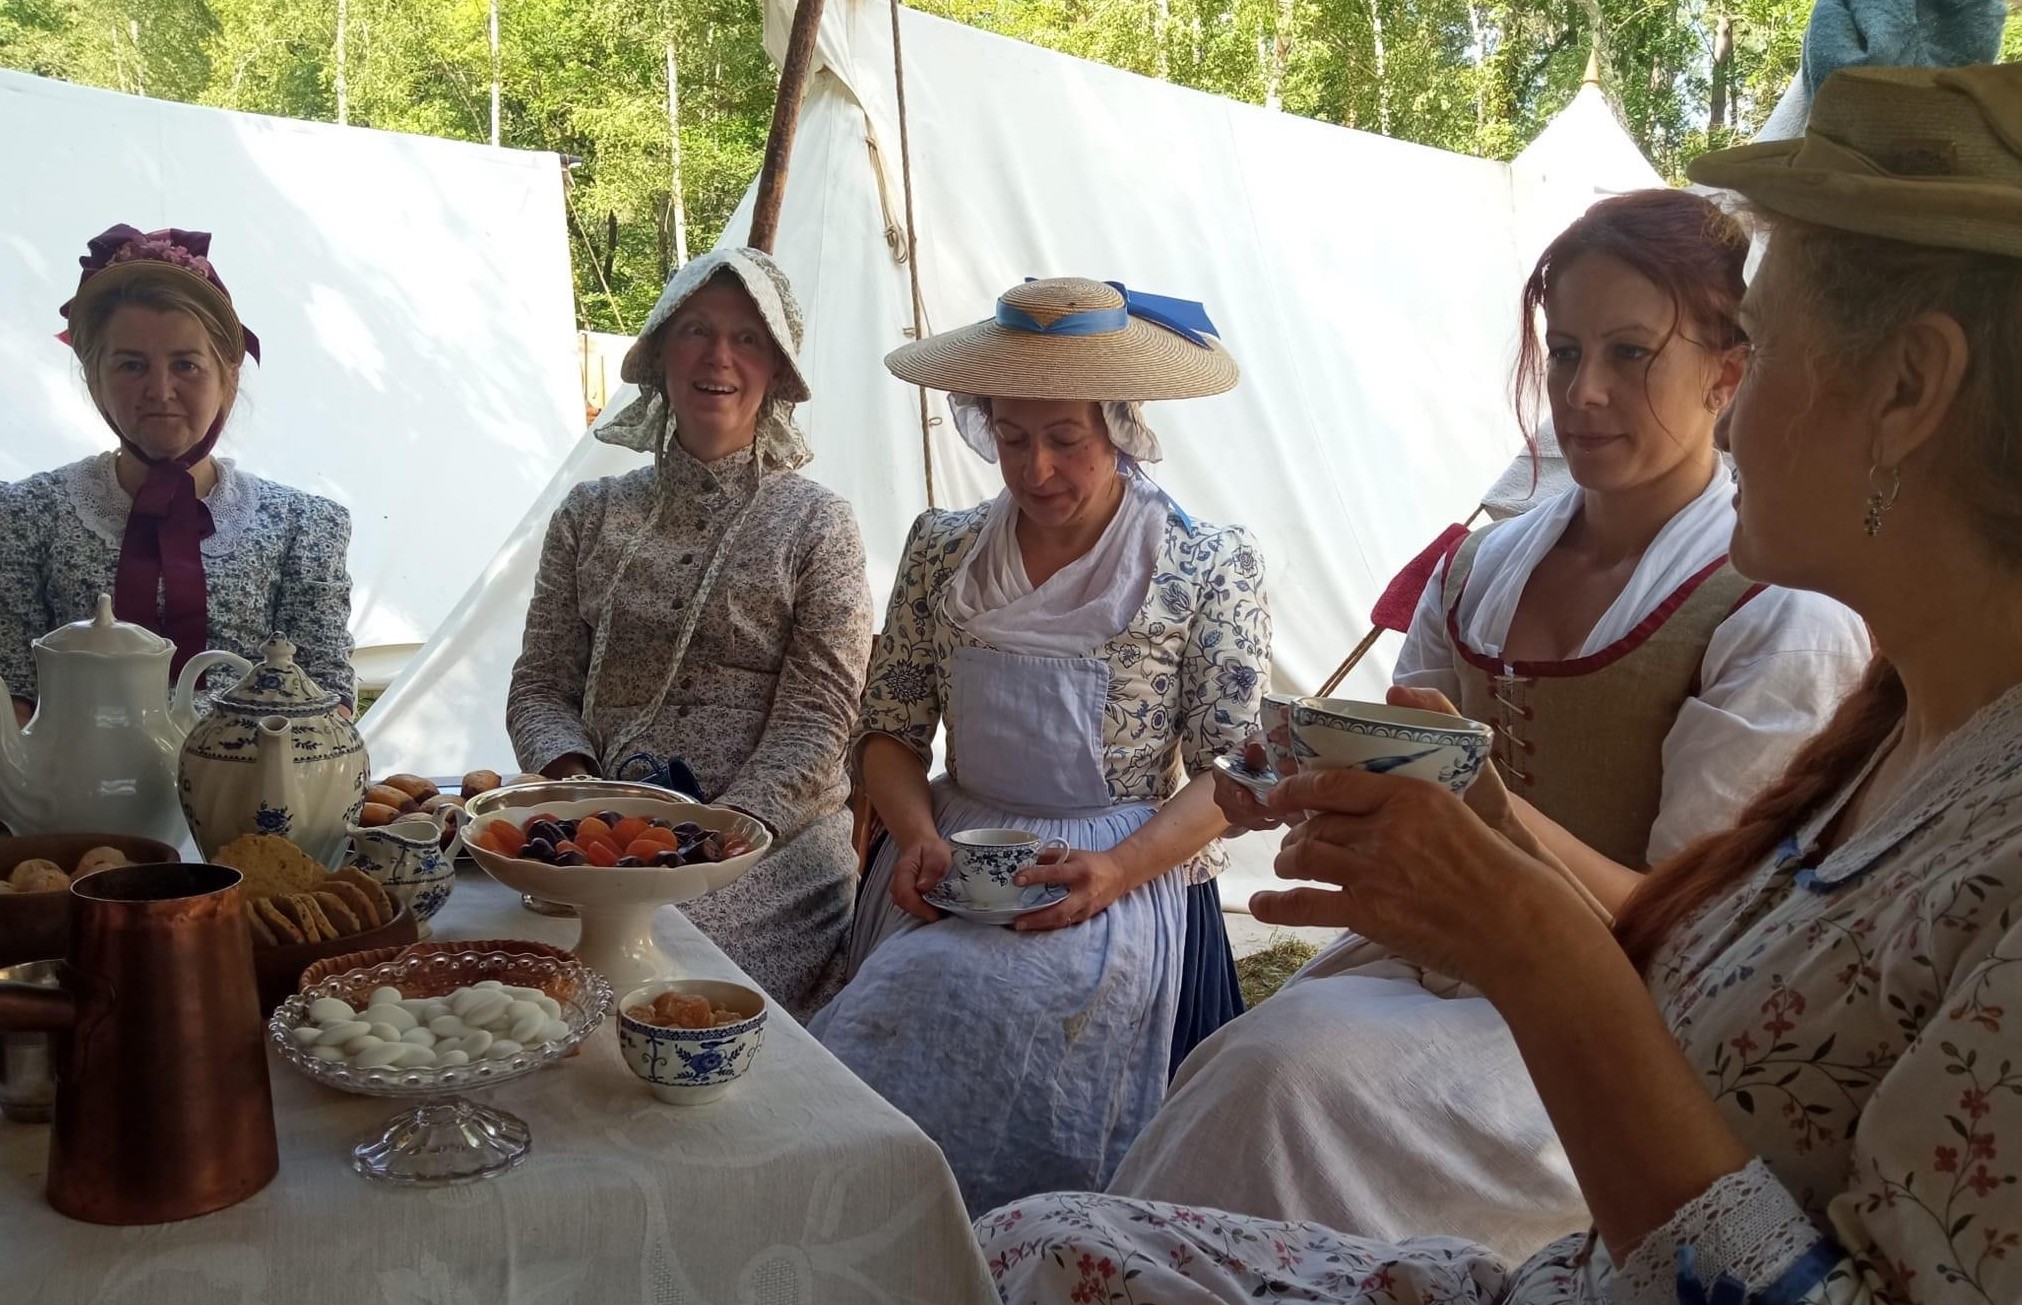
xmin=1615 ymin=1159 xmax=1840 ymax=1305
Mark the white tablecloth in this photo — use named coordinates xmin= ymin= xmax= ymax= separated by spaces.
xmin=1 ymin=868 xmax=996 ymax=1305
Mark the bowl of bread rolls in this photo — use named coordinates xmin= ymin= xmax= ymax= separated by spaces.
xmin=0 ymin=833 xmax=182 ymax=967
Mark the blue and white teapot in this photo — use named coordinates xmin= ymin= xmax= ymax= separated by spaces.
xmin=179 ymin=636 xmax=368 ymax=869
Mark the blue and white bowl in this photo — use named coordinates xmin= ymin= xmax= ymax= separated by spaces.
xmin=1289 ymin=698 xmax=1493 ymax=795
xmin=347 ymin=814 xmax=457 ymax=936
xmin=617 ymin=978 xmax=767 ymax=1105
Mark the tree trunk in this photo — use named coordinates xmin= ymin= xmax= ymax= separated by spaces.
xmin=488 ymin=0 xmax=501 ymax=147
xmin=665 ymin=40 xmax=689 ymax=268
xmin=1710 ymin=13 xmax=1734 ymax=131
xmin=1264 ymin=0 xmax=1294 ymax=110
xmin=335 ymin=0 xmax=348 ymax=126
xmin=127 ymin=19 xmax=145 ymax=96
xmin=1465 ymin=1 xmax=1485 ymax=126
xmin=1366 ymin=0 xmax=1389 ymax=135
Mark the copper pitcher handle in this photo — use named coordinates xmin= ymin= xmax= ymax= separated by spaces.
xmin=0 ymin=980 xmax=76 ymax=1034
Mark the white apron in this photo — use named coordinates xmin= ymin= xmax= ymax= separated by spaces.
xmin=812 ymin=643 xmax=1187 ymax=1216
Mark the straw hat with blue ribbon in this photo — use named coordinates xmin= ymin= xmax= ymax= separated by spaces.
xmin=885 ymin=277 xmax=1239 ymax=401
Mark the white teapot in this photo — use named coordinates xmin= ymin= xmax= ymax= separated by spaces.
xmin=0 ymin=595 xmax=251 ymax=845
xmin=179 ymin=636 xmax=369 ymax=869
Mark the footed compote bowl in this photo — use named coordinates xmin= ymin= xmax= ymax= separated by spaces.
xmin=269 ymin=949 xmax=611 ymax=1185
xmin=460 ymin=785 xmax=770 ymax=990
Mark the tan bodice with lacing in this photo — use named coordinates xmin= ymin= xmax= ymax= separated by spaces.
xmin=1443 ymin=526 xmax=1759 ymax=867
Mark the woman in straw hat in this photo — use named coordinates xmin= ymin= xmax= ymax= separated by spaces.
xmin=980 ymin=62 xmax=2022 ymax=1304
xmin=1110 ymin=190 xmax=1870 ymax=1261
xmin=507 ymin=247 xmax=873 ymax=1018
xmin=0 ymin=225 xmax=355 ymax=720
xmin=810 ymin=277 xmax=1271 ymax=1213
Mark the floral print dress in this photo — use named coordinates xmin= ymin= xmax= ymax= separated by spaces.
xmin=978 ymin=683 xmax=2022 ymax=1305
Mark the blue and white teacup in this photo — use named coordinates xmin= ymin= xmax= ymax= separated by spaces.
xmin=1258 ymin=692 xmax=1301 ymax=781
xmin=618 ymin=979 xmax=768 ymax=1105
xmin=1289 ymin=698 xmax=1493 ymax=795
xmin=943 ymin=828 xmax=1070 ymax=910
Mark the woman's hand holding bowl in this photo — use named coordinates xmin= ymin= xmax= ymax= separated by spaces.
xmin=888 ymin=835 xmax=955 ymax=922
xmin=1251 ymin=766 xmax=1609 ymax=999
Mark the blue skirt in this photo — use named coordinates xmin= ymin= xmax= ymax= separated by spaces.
xmin=1173 ymin=877 xmax=1244 ymax=1076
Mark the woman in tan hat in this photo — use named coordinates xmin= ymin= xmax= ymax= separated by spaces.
xmin=0 ymin=225 xmax=355 ymax=719
xmin=980 ymin=63 xmax=2022 ymax=1304
xmin=507 ymin=248 xmax=873 ymax=1018
xmin=810 ymin=277 xmax=1271 ymax=1214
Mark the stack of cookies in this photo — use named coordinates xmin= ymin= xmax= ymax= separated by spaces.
xmin=213 ymin=834 xmax=398 ymax=948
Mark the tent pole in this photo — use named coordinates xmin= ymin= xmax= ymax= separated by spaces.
xmin=749 ymin=0 xmax=829 ymax=252
xmin=889 ymin=0 xmax=936 ymax=507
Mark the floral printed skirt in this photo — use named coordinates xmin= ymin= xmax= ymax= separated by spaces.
xmin=975 ymin=1192 xmax=1523 ymax=1303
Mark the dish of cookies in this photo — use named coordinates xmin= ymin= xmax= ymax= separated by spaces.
xmin=0 ymin=845 xmax=135 ymax=895
xmin=212 ymin=833 xmax=399 ymax=948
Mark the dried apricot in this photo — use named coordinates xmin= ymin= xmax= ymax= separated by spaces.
xmin=583 ymin=841 xmax=620 ymax=868
xmin=611 ymin=817 xmax=651 ymax=846
xmin=484 ymin=822 xmax=526 ymax=856
xmin=576 ymin=816 xmax=614 ymax=845
xmin=624 ymin=838 xmax=668 ymax=862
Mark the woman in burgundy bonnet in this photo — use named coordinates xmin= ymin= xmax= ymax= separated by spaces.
xmin=0 ymin=225 xmax=356 ymax=724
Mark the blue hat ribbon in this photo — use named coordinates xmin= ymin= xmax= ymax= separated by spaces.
xmin=994 ymin=281 xmax=1219 ymax=348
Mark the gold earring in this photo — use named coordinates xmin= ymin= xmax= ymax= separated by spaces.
xmin=1864 ymin=462 xmax=1902 ymax=537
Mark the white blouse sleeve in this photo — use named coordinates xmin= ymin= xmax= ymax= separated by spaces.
xmin=1646 ymin=587 xmax=1872 ymax=864
xmin=1387 ymin=563 xmax=1464 ymax=703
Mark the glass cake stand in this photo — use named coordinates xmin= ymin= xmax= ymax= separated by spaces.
xmin=269 ymin=950 xmax=613 ymax=1185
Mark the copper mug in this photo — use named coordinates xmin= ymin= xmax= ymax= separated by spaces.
xmin=0 ymin=862 xmax=278 ymax=1224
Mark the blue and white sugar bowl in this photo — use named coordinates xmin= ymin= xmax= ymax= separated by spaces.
xmin=617 ymin=978 xmax=767 ymax=1105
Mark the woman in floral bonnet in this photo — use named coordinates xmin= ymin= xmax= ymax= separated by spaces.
xmin=0 ymin=225 xmax=355 ymax=723
xmin=979 ymin=64 xmax=2022 ymax=1305
xmin=507 ymin=248 xmax=873 ymax=1018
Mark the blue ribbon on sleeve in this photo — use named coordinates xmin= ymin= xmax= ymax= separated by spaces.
xmin=994 ymin=281 xmax=1220 ymax=348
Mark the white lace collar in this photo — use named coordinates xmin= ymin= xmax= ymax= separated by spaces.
xmin=58 ymin=452 xmax=261 ymax=558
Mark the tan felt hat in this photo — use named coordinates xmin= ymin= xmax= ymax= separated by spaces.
xmin=1689 ymin=63 xmax=2022 ymax=258
xmin=885 ymin=277 xmax=1239 ymax=401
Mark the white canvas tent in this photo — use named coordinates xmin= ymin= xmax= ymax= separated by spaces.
xmin=360 ymin=0 xmax=1664 ymax=908
xmin=0 ymin=71 xmax=585 ymax=672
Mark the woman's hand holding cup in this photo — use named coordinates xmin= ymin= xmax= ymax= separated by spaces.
xmin=1213 ymin=735 xmax=1289 ymax=832
xmin=1250 ymin=767 xmax=1605 ymax=998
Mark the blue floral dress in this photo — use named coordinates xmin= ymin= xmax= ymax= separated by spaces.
xmin=811 ymin=498 xmax=1270 ymax=1215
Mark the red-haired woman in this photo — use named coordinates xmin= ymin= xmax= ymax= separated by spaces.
xmin=983 ymin=64 xmax=2022 ymax=1305
xmin=1105 ymin=188 xmax=1870 ymax=1257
